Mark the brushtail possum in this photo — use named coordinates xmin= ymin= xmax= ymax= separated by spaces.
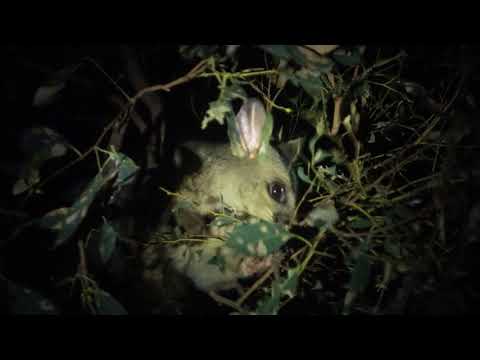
xmin=137 ymin=99 xmax=302 ymax=312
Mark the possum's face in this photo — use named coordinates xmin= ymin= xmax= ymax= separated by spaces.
xmin=175 ymin=141 xmax=298 ymax=226
xmin=210 ymin=144 xmax=296 ymax=224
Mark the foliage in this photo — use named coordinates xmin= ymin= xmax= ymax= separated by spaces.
xmin=2 ymin=44 xmax=479 ymax=315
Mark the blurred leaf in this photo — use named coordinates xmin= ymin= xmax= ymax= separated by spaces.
xmin=202 ymin=100 xmax=233 ymax=129
xmin=385 ymin=238 xmax=402 ymax=259
xmin=255 ymin=268 xmax=300 ymax=315
xmin=259 ymin=45 xmax=307 ymax=66
xmin=332 ymin=48 xmax=362 ymax=66
xmin=179 ymin=45 xmax=219 ymax=60
xmin=110 ymin=152 xmax=139 ymax=188
xmin=290 ymin=72 xmax=330 ymax=103
xmin=350 ymin=217 xmax=371 ymax=229
xmin=94 ymin=289 xmax=128 ymax=315
xmin=35 ymin=152 xmax=128 ymax=248
xmin=313 ymin=148 xmax=332 ymax=165
xmin=202 ymin=82 xmax=247 ymax=130
xmin=393 ymin=204 xmax=414 ymax=220
xmin=172 ymin=199 xmax=195 ymax=213
xmin=303 ymin=45 xmax=339 ymax=56
xmin=302 ymin=201 xmax=339 ymax=230
xmin=33 ymin=83 xmax=66 ymax=107
xmin=226 ymin=218 xmax=291 ymax=256
xmin=8 ymin=281 xmax=59 ymax=315
xmin=210 ymin=215 xmax=238 ymax=228
xmin=349 ymin=242 xmax=371 ymax=294
xmin=12 ymin=179 xmax=30 ymax=196
xmin=297 ymin=166 xmax=313 ymax=185
xmin=255 ymin=284 xmax=281 ymax=315
xmin=12 ymin=169 xmax=40 ymax=195
xmin=97 ymin=221 xmax=118 ymax=264
xmin=207 ymin=254 xmax=227 ymax=272
xmin=12 ymin=127 xmax=70 ymax=195
xmin=32 ymin=64 xmax=80 ymax=107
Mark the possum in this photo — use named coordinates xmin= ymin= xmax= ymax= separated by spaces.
xmin=133 ymin=101 xmax=302 ymax=313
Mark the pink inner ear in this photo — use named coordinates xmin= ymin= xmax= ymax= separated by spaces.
xmin=235 ymin=99 xmax=267 ymax=158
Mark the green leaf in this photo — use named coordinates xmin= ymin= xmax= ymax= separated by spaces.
xmin=202 ymin=82 xmax=247 ymax=130
xmin=179 ymin=45 xmax=219 ymax=60
xmin=291 ymin=72 xmax=330 ymax=102
xmin=94 ymin=290 xmax=128 ymax=315
xmin=226 ymin=218 xmax=291 ymax=256
xmin=259 ymin=45 xmax=293 ymax=61
xmin=12 ymin=127 xmax=70 ymax=195
xmin=210 ymin=215 xmax=238 ymax=228
xmin=255 ymin=268 xmax=300 ymax=315
xmin=331 ymin=47 xmax=362 ymax=66
xmin=97 ymin=221 xmax=118 ymax=264
xmin=36 ymin=152 xmax=125 ymax=248
xmin=255 ymin=284 xmax=281 ymax=315
xmin=259 ymin=45 xmax=308 ymax=67
xmin=19 ymin=126 xmax=69 ymax=165
xmin=303 ymin=201 xmax=339 ymax=230
xmin=350 ymin=217 xmax=371 ymax=229
xmin=348 ymin=242 xmax=371 ymax=294
xmin=384 ymin=238 xmax=402 ymax=259
xmin=296 ymin=166 xmax=313 ymax=185
xmin=202 ymin=99 xmax=233 ymax=129
xmin=110 ymin=153 xmax=139 ymax=188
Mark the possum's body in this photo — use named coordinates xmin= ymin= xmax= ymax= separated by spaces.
xmin=121 ymin=97 xmax=303 ymax=313
xmin=138 ymin=143 xmax=295 ymax=292
xmin=135 ymin=139 xmax=299 ymax=311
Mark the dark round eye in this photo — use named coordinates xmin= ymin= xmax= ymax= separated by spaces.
xmin=268 ymin=181 xmax=287 ymax=204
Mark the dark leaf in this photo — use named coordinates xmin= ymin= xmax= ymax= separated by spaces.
xmin=94 ymin=290 xmax=128 ymax=315
xmin=349 ymin=242 xmax=371 ymax=293
xmin=97 ymin=221 xmax=118 ymax=264
xmin=8 ymin=282 xmax=60 ymax=315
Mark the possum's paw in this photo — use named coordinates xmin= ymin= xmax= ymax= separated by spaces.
xmin=239 ymin=250 xmax=284 ymax=278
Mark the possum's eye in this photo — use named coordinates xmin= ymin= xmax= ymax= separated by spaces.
xmin=268 ymin=181 xmax=287 ymax=204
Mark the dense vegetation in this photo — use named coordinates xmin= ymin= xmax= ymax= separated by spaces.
xmin=2 ymin=44 xmax=480 ymax=315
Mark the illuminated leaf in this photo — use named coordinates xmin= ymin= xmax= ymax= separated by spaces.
xmin=201 ymin=82 xmax=247 ymax=130
xmin=226 ymin=218 xmax=291 ymax=256
xmin=303 ymin=201 xmax=339 ymax=230
xmin=210 ymin=215 xmax=238 ymax=228
xmin=296 ymin=166 xmax=313 ymax=185
xmin=110 ymin=152 xmax=139 ymax=188
xmin=35 ymin=152 xmax=131 ymax=248
xmin=255 ymin=268 xmax=300 ymax=315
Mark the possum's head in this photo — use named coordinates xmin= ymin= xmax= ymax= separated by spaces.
xmin=173 ymin=98 xmax=302 ymax=228
xmin=211 ymin=143 xmax=297 ymax=224
xmin=176 ymin=138 xmax=301 ymax=226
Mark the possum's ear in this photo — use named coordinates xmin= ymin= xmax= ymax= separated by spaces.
xmin=277 ymin=138 xmax=304 ymax=171
xmin=173 ymin=144 xmax=203 ymax=175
